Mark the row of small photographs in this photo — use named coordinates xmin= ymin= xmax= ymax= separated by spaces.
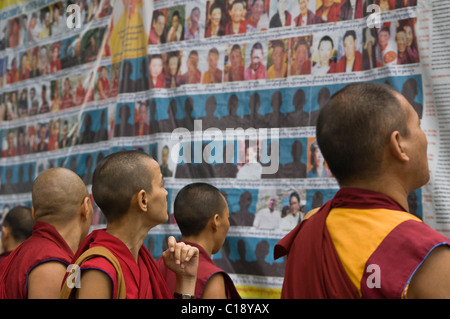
xmin=0 ymin=0 xmax=112 ymax=51
xmin=0 ymin=74 xmax=423 ymax=157
xmin=0 ymin=25 xmax=108 ymax=88
xmin=0 ymin=0 xmax=419 ymax=89
xmin=0 ymin=16 xmax=419 ymax=111
xmin=148 ymin=18 xmax=418 ymax=89
xmin=1 ymin=115 xmax=426 ymax=195
xmin=0 ymin=0 xmax=417 ymax=53
xmin=150 ymin=0 xmax=418 ymax=43
xmin=1 ymin=133 xmax=327 ymax=181
xmin=0 ymin=66 xmax=117 ymax=122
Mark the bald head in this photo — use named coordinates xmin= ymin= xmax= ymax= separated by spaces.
xmin=32 ymin=168 xmax=89 ymax=223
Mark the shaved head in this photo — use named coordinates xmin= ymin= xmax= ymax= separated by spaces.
xmin=92 ymin=150 xmax=154 ymax=223
xmin=316 ymin=82 xmax=409 ymax=185
xmin=32 ymin=168 xmax=89 ymax=223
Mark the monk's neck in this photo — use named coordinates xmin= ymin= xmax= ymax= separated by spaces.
xmin=182 ymin=235 xmax=213 ymax=257
xmin=106 ymin=221 xmax=149 ymax=263
xmin=55 ymin=223 xmax=83 ymax=255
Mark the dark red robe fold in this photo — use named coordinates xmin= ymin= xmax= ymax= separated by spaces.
xmin=275 ymin=188 xmax=450 ymax=299
xmin=72 ymin=229 xmax=172 ymax=299
xmin=0 ymin=221 xmax=73 ymax=299
xmin=274 ymin=188 xmax=405 ymax=298
xmin=274 ymin=199 xmax=359 ymax=299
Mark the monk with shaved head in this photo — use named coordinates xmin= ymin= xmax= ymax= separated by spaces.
xmin=65 ymin=150 xmax=199 ymax=299
xmin=0 ymin=168 xmax=93 ymax=299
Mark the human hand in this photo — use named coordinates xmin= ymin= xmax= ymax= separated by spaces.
xmin=162 ymin=236 xmax=199 ymax=278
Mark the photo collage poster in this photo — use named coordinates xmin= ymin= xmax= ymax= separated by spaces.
xmin=0 ymin=0 xmax=423 ymax=298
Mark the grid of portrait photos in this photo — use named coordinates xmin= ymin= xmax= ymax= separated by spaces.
xmin=0 ymin=0 xmax=424 ymax=296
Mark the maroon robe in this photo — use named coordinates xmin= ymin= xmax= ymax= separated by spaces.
xmin=0 ymin=221 xmax=73 ymax=299
xmin=274 ymin=198 xmax=359 ymax=298
xmin=71 ymin=229 xmax=172 ymax=299
xmin=275 ymin=188 xmax=450 ymax=299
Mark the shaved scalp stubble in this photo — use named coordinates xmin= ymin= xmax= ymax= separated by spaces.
xmin=32 ymin=167 xmax=89 ymax=224
xmin=316 ymin=82 xmax=409 ymax=185
xmin=92 ymin=150 xmax=155 ymax=223
xmin=174 ymin=182 xmax=227 ymax=237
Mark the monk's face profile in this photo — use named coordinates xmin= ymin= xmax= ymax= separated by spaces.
xmin=145 ymin=158 xmax=169 ymax=225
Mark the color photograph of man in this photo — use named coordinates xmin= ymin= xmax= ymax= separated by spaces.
xmin=39 ymin=8 xmax=51 ymax=39
xmin=376 ymin=23 xmax=397 ymax=66
xmin=224 ymin=44 xmax=245 ymax=82
xmin=373 ymin=0 xmax=394 ymax=12
xmin=2 ymin=130 xmax=16 ymax=158
xmin=253 ymin=195 xmax=282 ymax=230
xmin=246 ymin=0 xmax=269 ymax=32
xmin=294 ymin=0 xmax=318 ymax=26
xmin=340 ymin=0 xmax=363 ymax=20
xmin=149 ymin=10 xmax=167 ymax=44
xmin=166 ymin=8 xmax=185 ymax=42
xmin=267 ymin=40 xmax=288 ymax=79
xmin=165 ymin=51 xmax=182 ymax=88
xmin=244 ymin=42 xmax=267 ymax=80
xmin=307 ymin=138 xmax=332 ymax=178
xmin=395 ymin=0 xmax=416 ymax=8
xmin=97 ymin=66 xmax=110 ymax=100
xmin=336 ymin=30 xmax=362 ymax=73
xmin=225 ymin=0 xmax=247 ymax=35
xmin=38 ymin=45 xmax=50 ymax=76
xmin=403 ymin=19 xmax=419 ymax=63
xmin=396 ymin=18 xmax=419 ymax=65
xmin=180 ymin=50 xmax=202 ymax=85
xmin=74 ymin=74 xmax=86 ymax=106
xmin=148 ymin=54 xmax=165 ymax=89
xmin=315 ymin=0 xmax=340 ymax=23
xmin=289 ymin=36 xmax=312 ymax=76
xmin=160 ymin=145 xmax=173 ymax=177
xmin=61 ymin=78 xmax=74 ymax=110
xmin=362 ymin=27 xmax=377 ymax=70
xmin=18 ymin=52 xmax=30 ymax=81
xmin=134 ymin=101 xmax=149 ymax=136
xmin=52 ymin=4 xmax=65 ymax=36
xmin=269 ymin=0 xmax=292 ymax=28
xmin=202 ymin=47 xmax=223 ymax=84
xmin=205 ymin=1 xmax=226 ymax=38
xmin=312 ymin=34 xmax=337 ymax=75
xmin=185 ymin=5 xmax=203 ymax=40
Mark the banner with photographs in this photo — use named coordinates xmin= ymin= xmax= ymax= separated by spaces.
xmin=0 ymin=0 xmax=434 ymax=298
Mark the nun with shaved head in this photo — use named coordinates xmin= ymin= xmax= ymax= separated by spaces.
xmin=0 ymin=167 xmax=93 ymax=299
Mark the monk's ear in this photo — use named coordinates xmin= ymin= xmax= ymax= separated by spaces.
xmin=80 ymin=196 xmax=92 ymax=220
xmin=1 ymin=225 xmax=9 ymax=240
xmin=389 ymin=130 xmax=409 ymax=162
xmin=211 ymin=214 xmax=220 ymax=232
xmin=31 ymin=206 xmax=36 ymax=221
xmin=137 ymin=190 xmax=148 ymax=212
